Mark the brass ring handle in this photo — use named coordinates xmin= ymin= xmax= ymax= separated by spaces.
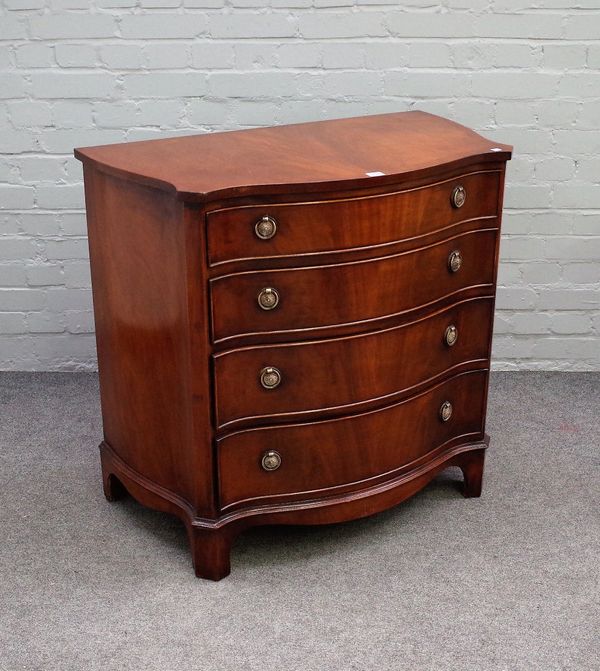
xmin=257 ymin=287 xmax=279 ymax=311
xmin=261 ymin=450 xmax=282 ymax=471
xmin=444 ymin=325 xmax=458 ymax=347
xmin=448 ymin=250 xmax=462 ymax=273
xmin=439 ymin=400 xmax=453 ymax=422
xmin=260 ymin=366 xmax=281 ymax=390
xmin=254 ymin=215 xmax=277 ymax=240
xmin=451 ymin=185 xmax=466 ymax=208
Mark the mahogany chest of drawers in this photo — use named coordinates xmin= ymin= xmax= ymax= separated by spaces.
xmin=75 ymin=112 xmax=512 ymax=580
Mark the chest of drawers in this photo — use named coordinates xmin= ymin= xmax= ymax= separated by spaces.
xmin=75 ymin=111 xmax=511 ymax=580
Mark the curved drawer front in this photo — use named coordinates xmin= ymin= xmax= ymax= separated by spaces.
xmin=214 ymin=297 xmax=493 ymax=430
xmin=218 ymin=370 xmax=487 ymax=511
xmin=207 ymin=170 xmax=500 ymax=266
xmin=210 ymin=228 xmax=497 ymax=343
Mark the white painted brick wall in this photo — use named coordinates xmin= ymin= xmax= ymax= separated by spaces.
xmin=0 ymin=1 xmax=599 ymax=371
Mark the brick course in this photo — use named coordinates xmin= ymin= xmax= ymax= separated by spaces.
xmin=0 ymin=1 xmax=599 ymax=370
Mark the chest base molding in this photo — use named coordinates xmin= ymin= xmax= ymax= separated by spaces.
xmin=100 ymin=437 xmax=487 ymax=581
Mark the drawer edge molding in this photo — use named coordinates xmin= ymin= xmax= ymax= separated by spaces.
xmin=213 ymin=294 xmax=494 ymax=431
xmin=219 ymin=432 xmax=485 ymax=513
xmin=217 ymin=369 xmax=489 ymax=510
xmin=212 ymin=227 xmax=499 ymax=281
xmin=208 ymin=169 xmax=500 ymax=215
xmin=212 ymin=285 xmax=494 ymax=346
xmin=214 ymin=294 xmax=493 ymax=359
xmin=207 ymin=168 xmax=501 ymax=268
xmin=215 ymin=440 xmax=489 ymax=524
xmin=208 ymin=215 xmax=498 ymax=271
xmin=218 ymin=368 xmax=486 ymax=441
xmin=211 ymin=227 xmax=498 ymax=344
xmin=215 ymin=358 xmax=489 ymax=433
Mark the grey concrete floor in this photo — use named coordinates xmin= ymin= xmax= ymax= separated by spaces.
xmin=0 ymin=372 xmax=598 ymax=671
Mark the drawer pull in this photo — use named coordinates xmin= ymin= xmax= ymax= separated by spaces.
xmin=260 ymin=366 xmax=282 ymax=389
xmin=255 ymin=215 xmax=277 ymax=240
xmin=439 ymin=400 xmax=453 ymax=422
xmin=448 ymin=249 xmax=462 ymax=273
xmin=257 ymin=287 xmax=279 ymax=311
xmin=451 ymin=185 xmax=466 ymax=208
xmin=444 ymin=325 xmax=458 ymax=347
xmin=261 ymin=450 xmax=282 ymax=471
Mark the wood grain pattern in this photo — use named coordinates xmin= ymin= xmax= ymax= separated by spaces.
xmin=76 ymin=111 xmax=511 ymax=579
xmin=214 ymin=296 xmax=493 ymax=430
xmin=207 ymin=169 xmax=500 ymax=266
xmin=83 ymin=168 xmax=215 ymax=518
xmin=74 ymin=111 xmax=511 ymax=202
xmin=210 ymin=228 xmax=498 ymax=343
xmin=217 ymin=370 xmax=488 ymax=510
xmin=100 ymin=438 xmax=487 ymax=580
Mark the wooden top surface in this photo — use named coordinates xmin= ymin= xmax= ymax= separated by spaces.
xmin=75 ymin=111 xmax=512 ymax=203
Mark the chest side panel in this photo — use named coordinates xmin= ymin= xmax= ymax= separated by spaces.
xmin=83 ymin=167 xmax=215 ymax=517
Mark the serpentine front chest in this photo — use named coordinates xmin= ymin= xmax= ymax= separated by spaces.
xmin=75 ymin=111 xmax=512 ymax=579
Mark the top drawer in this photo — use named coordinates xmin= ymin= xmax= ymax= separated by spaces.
xmin=207 ymin=170 xmax=500 ymax=266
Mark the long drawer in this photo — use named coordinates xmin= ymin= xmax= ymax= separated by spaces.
xmin=218 ymin=370 xmax=488 ymax=511
xmin=213 ymin=296 xmax=493 ymax=430
xmin=210 ymin=228 xmax=497 ymax=343
xmin=207 ymin=170 xmax=500 ymax=266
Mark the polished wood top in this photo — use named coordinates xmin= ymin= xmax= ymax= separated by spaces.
xmin=75 ymin=111 xmax=511 ymax=203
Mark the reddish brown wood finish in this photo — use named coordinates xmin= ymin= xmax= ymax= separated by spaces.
xmin=207 ymin=169 xmax=500 ymax=266
xmin=84 ymin=168 xmax=215 ymax=518
xmin=77 ymin=112 xmax=511 ymax=580
xmin=210 ymin=228 xmax=498 ymax=343
xmin=99 ymin=438 xmax=488 ymax=581
xmin=218 ymin=370 xmax=488 ymax=510
xmin=74 ymin=111 xmax=511 ymax=201
xmin=213 ymin=296 xmax=493 ymax=430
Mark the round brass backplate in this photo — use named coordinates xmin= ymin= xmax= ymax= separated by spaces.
xmin=439 ymin=400 xmax=453 ymax=422
xmin=444 ymin=325 xmax=458 ymax=347
xmin=451 ymin=185 xmax=466 ymax=208
xmin=261 ymin=450 xmax=282 ymax=471
xmin=260 ymin=366 xmax=282 ymax=390
xmin=254 ymin=215 xmax=277 ymax=240
xmin=448 ymin=250 xmax=462 ymax=273
xmin=257 ymin=287 xmax=279 ymax=311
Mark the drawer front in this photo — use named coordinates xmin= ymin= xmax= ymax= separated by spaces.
xmin=214 ymin=297 xmax=493 ymax=430
xmin=218 ymin=370 xmax=487 ymax=510
xmin=207 ymin=170 xmax=499 ymax=266
xmin=210 ymin=228 xmax=497 ymax=343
